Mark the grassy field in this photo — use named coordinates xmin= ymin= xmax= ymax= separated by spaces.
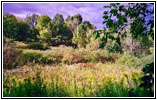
xmin=3 ymin=41 xmax=154 ymax=97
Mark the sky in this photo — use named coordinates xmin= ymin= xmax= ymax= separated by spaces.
xmin=3 ymin=3 xmax=109 ymax=29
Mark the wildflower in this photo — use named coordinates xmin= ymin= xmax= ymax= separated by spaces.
xmin=24 ymin=78 xmax=27 ymax=81
xmin=32 ymin=77 xmax=36 ymax=80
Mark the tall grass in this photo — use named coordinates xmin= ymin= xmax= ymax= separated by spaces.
xmin=3 ymin=64 xmax=152 ymax=97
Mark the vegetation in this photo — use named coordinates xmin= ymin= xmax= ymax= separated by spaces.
xmin=3 ymin=3 xmax=154 ymax=97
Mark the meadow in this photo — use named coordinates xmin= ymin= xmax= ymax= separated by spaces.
xmin=3 ymin=40 xmax=154 ymax=97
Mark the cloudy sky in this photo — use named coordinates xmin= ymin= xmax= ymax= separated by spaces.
xmin=3 ymin=3 xmax=109 ymax=29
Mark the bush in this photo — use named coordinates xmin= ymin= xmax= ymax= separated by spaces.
xmin=27 ymin=42 xmax=49 ymax=50
xmin=43 ymin=43 xmax=49 ymax=50
xmin=3 ymin=40 xmax=22 ymax=69
xmin=61 ymin=50 xmax=85 ymax=64
xmin=140 ymin=54 xmax=154 ymax=67
xmin=50 ymin=35 xmax=73 ymax=46
xmin=86 ymin=51 xmax=101 ymax=62
xmin=117 ymin=55 xmax=142 ymax=68
xmin=105 ymin=41 xmax=122 ymax=53
xmin=84 ymin=51 xmax=115 ymax=63
xmin=14 ymin=41 xmax=27 ymax=49
xmin=18 ymin=52 xmax=53 ymax=65
xmin=149 ymin=47 xmax=154 ymax=54
xmin=139 ymin=62 xmax=154 ymax=97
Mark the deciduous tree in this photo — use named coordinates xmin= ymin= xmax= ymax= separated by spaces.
xmin=94 ymin=3 xmax=154 ymax=55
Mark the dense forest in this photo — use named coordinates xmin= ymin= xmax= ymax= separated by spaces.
xmin=3 ymin=3 xmax=154 ymax=97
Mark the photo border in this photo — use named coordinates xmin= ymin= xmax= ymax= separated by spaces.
xmin=1 ymin=0 xmax=156 ymax=99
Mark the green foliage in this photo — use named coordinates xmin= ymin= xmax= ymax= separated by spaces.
xmin=51 ymin=35 xmax=73 ymax=46
xmin=39 ymin=28 xmax=51 ymax=41
xmin=140 ymin=54 xmax=154 ymax=67
xmin=27 ymin=42 xmax=49 ymax=50
xmin=25 ymin=14 xmax=40 ymax=40
xmin=36 ymin=15 xmax=51 ymax=31
xmin=3 ymin=13 xmax=35 ymax=41
xmin=16 ymin=21 xmax=32 ymax=41
xmin=84 ymin=50 xmax=116 ymax=63
xmin=137 ymin=36 xmax=154 ymax=55
xmin=73 ymin=14 xmax=83 ymax=25
xmin=61 ymin=50 xmax=85 ymax=64
xmin=72 ymin=21 xmax=94 ymax=48
xmin=14 ymin=41 xmax=28 ymax=49
xmin=94 ymin=3 xmax=154 ymax=54
xmin=65 ymin=14 xmax=83 ymax=33
xmin=139 ymin=62 xmax=154 ymax=97
xmin=3 ymin=13 xmax=18 ymax=39
xmin=105 ymin=40 xmax=122 ymax=53
xmin=52 ymin=14 xmax=71 ymax=39
xmin=149 ymin=47 xmax=154 ymax=54
xmin=18 ymin=52 xmax=53 ymax=66
xmin=117 ymin=55 xmax=141 ymax=68
xmin=86 ymin=31 xmax=101 ymax=51
xmin=25 ymin=14 xmax=39 ymax=30
xmin=35 ymin=15 xmax=52 ymax=42
xmin=3 ymin=67 xmax=48 ymax=97
xmin=52 ymin=14 xmax=64 ymax=35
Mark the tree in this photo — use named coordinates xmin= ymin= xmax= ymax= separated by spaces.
xmin=16 ymin=21 xmax=32 ymax=41
xmin=39 ymin=28 xmax=51 ymax=41
xmin=52 ymin=14 xmax=71 ymax=38
xmin=52 ymin=14 xmax=64 ymax=36
xmin=36 ymin=15 xmax=51 ymax=31
xmin=65 ymin=14 xmax=83 ymax=33
xmin=94 ymin=3 xmax=154 ymax=55
xmin=73 ymin=14 xmax=83 ymax=25
xmin=3 ymin=13 xmax=18 ymax=39
xmin=25 ymin=14 xmax=39 ymax=40
xmin=25 ymin=14 xmax=39 ymax=30
xmin=36 ymin=15 xmax=52 ymax=42
xmin=72 ymin=21 xmax=95 ymax=48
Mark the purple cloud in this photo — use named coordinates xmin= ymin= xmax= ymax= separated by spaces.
xmin=3 ymin=3 xmax=109 ymax=29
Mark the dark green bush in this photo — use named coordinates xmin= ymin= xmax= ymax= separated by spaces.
xmin=18 ymin=52 xmax=53 ymax=65
xmin=51 ymin=35 xmax=73 ymax=46
xmin=139 ymin=62 xmax=154 ymax=97
xmin=27 ymin=42 xmax=49 ymax=50
xmin=105 ymin=41 xmax=122 ymax=53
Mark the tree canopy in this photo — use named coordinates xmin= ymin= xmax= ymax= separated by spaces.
xmin=94 ymin=3 xmax=154 ymax=54
xmin=3 ymin=13 xmax=18 ymax=39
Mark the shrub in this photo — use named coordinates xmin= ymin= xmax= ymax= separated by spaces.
xmin=105 ymin=41 xmax=122 ymax=53
xmin=86 ymin=51 xmax=101 ymax=62
xmin=27 ymin=42 xmax=49 ymax=50
xmin=149 ymin=47 xmax=154 ymax=54
xmin=3 ymin=39 xmax=22 ymax=69
xmin=84 ymin=51 xmax=115 ymax=63
xmin=50 ymin=35 xmax=73 ymax=46
xmin=18 ymin=52 xmax=53 ymax=65
xmin=14 ymin=41 xmax=27 ymax=49
xmin=140 ymin=54 xmax=154 ymax=67
xmin=117 ymin=55 xmax=141 ymax=68
xmin=61 ymin=50 xmax=85 ymax=64
xmin=139 ymin=62 xmax=154 ymax=97
xmin=43 ymin=43 xmax=49 ymax=50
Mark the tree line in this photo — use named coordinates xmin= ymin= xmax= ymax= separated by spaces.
xmin=3 ymin=3 xmax=154 ymax=55
xmin=3 ymin=13 xmax=96 ymax=47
